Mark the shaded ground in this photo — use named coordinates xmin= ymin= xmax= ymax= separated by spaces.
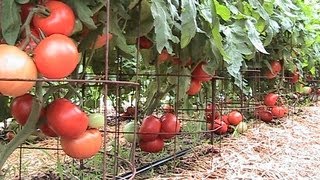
xmin=2 ymin=106 xmax=320 ymax=179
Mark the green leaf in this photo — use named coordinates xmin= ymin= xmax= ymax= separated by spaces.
xmin=181 ymin=0 xmax=197 ymax=48
xmin=1 ymin=0 xmax=20 ymax=45
xmin=65 ymin=0 xmax=96 ymax=30
xmin=245 ymin=19 xmax=269 ymax=54
xmin=151 ymin=0 xmax=179 ymax=54
xmin=214 ymin=0 xmax=231 ymax=21
xmin=248 ymin=0 xmax=269 ymax=22
xmin=0 ymin=96 xmax=10 ymax=121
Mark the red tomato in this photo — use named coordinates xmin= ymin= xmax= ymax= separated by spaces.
xmin=157 ymin=49 xmax=170 ymax=64
xmin=191 ymin=62 xmax=212 ymax=82
xmin=160 ymin=113 xmax=180 ymax=139
xmin=10 ymin=94 xmax=34 ymax=125
xmin=40 ymin=123 xmax=58 ymax=137
xmin=270 ymin=60 xmax=282 ymax=74
xmin=46 ymin=98 xmax=89 ymax=139
xmin=264 ymin=93 xmax=279 ymax=107
xmin=6 ymin=131 xmax=15 ymax=141
xmin=258 ymin=110 xmax=273 ymax=122
xmin=208 ymin=119 xmax=228 ymax=135
xmin=34 ymin=34 xmax=80 ymax=79
xmin=186 ymin=78 xmax=202 ymax=95
xmin=137 ymin=36 xmax=153 ymax=49
xmin=138 ymin=115 xmax=161 ymax=142
xmin=61 ymin=129 xmax=102 ymax=159
xmin=0 ymin=45 xmax=37 ymax=97
xmin=264 ymin=70 xmax=277 ymax=79
xmin=220 ymin=114 xmax=229 ymax=125
xmin=205 ymin=103 xmax=220 ymax=123
xmin=271 ymin=106 xmax=286 ymax=118
xmin=227 ymin=110 xmax=243 ymax=126
xmin=139 ymin=138 xmax=164 ymax=153
xmin=32 ymin=1 xmax=75 ymax=36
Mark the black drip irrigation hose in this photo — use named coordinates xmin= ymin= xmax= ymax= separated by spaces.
xmin=116 ymin=148 xmax=192 ymax=180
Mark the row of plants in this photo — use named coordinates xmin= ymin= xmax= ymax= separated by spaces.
xmin=0 ymin=0 xmax=320 ymax=178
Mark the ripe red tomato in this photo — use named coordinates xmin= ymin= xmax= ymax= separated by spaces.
xmin=138 ymin=115 xmax=161 ymax=142
xmin=157 ymin=49 xmax=170 ymax=64
xmin=46 ymin=98 xmax=89 ymax=139
xmin=186 ymin=78 xmax=202 ymax=95
xmin=10 ymin=94 xmax=34 ymax=125
xmin=271 ymin=106 xmax=286 ymax=118
xmin=227 ymin=110 xmax=243 ymax=126
xmin=270 ymin=60 xmax=282 ymax=74
xmin=220 ymin=114 xmax=229 ymax=125
xmin=258 ymin=110 xmax=273 ymax=122
xmin=264 ymin=93 xmax=279 ymax=107
xmin=34 ymin=34 xmax=80 ymax=79
xmin=139 ymin=138 xmax=164 ymax=153
xmin=137 ymin=36 xmax=153 ymax=49
xmin=205 ymin=103 xmax=220 ymax=123
xmin=6 ymin=131 xmax=15 ymax=141
xmin=32 ymin=1 xmax=75 ymax=36
xmin=0 ymin=45 xmax=37 ymax=97
xmin=264 ymin=70 xmax=277 ymax=79
xmin=40 ymin=123 xmax=58 ymax=137
xmin=208 ymin=119 xmax=228 ymax=135
xmin=61 ymin=129 xmax=102 ymax=159
xmin=160 ymin=113 xmax=180 ymax=139
xmin=191 ymin=62 xmax=212 ymax=82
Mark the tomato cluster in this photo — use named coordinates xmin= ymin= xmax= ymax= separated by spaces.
xmin=187 ymin=61 xmax=213 ymax=96
xmin=205 ymin=103 xmax=244 ymax=135
xmin=135 ymin=113 xmax=181 ymax=153
xmin=255 ymin=93 xmax=289 ymax=123
xmin=10 ymin=95 xmax=102 ymax=160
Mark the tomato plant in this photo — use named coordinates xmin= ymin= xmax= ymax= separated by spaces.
xmin=0 ymin=45 xmax=37 ymax=97
xmin=32 ymin=1 xmax=75 ymax=36
xmin=138 ymin=115 xmax=161 ymax=142
xmin=46 ymin=98 xmax=88 ymax=139
xmin=60 ymin=129 xmax=102 ymax=159
xmin=33 ymin=34 xmax=80 ymax=79
xmin=159 ymin=113 xmax=180 ymax=139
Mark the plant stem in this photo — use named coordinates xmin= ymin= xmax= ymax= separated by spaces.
xmin=0 ymin=81 xmax=43 ymax=172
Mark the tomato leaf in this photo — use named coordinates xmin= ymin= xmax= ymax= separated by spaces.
xmin=151 ymin=0 xmax=179 ymax=54
xmin=0 ymin=96 xmax=10 ymax=121
xmin=65 ymin=0 xmax=97 ymax=30
xmin=181 ymin=0 xmax=197 ymax=48
xmin=214 ymin=0 xmax=231 ymax=21
xmin=245 ymin=19 xmax=269 ymax=54
xmin=1 ymin=0 xmax=21 ymax=45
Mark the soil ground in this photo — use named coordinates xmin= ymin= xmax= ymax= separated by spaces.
xmin=2 ymin=105 xmax=320 ymax=179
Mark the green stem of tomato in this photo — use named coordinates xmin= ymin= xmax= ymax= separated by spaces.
xmin=0 ymin=81 xmax=43 ymax=172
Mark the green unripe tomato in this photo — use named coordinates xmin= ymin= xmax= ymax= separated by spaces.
xmin=88 ymin=113 xmax=104 ymax=129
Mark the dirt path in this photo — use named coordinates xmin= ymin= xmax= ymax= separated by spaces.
xmin=152 ymin=106 xmax=320 ymax=179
